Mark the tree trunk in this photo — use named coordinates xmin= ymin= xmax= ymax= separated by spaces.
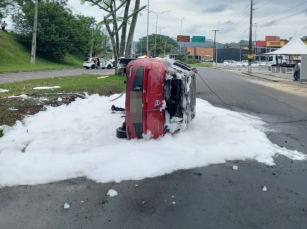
xmin=125 ymin=0 xmax=140 ymax=58
xmin=119 ymin=0 xmax=130 ymax=57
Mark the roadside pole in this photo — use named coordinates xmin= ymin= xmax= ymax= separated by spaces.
xmin=248 ymin=0 xmax=254 ymax=75
xmin=239 ymin=41 xmax=242 ymax=62
xmin=30 ymin=0 xmax=38 ymax=64
xmin=212 ymin=30 xmax=219 ymax=68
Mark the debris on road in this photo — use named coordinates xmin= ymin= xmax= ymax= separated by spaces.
xmin=107 ymin=189 xmax=118 ymax=197
xmin=232 ymin=165 xmax=239 ymax=170
xmin=64 ymin=203 xmax=70 ymax=209
xmin=33 ymin=86 xmax=61 ymax=90
xmin=262 ymin=186 xmax=267 ymax=192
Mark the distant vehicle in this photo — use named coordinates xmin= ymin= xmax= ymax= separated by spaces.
xmin=83 ymin=57 xmax=96 ymax=69
xmin=241 ymin=60 xmax=248 ymax=67
xmin=223 ymin=60 xmax=237 ymax=67
xmin=99 ymin=58 xmax=113 ymax=69
xmin=259 ymin=62 xmax=268 ymax=67
xmin=204 ymin=59 xmax=213 ymax=62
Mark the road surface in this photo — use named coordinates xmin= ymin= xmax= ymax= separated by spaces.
xmin=0 ymin=68 xmax=115 ymax=84
xmin=1 ymin=67 xmax=307 ymax=229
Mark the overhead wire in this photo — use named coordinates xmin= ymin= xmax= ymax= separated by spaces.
xmin=256 ymin=0 xmax=307 ymax=24
xmin=258 ymin=8 xmax=307 ymax=26
xmin=254 ymin=0 xmax=274 ymax=10
xmin=219 ymin=3 xmax=250 ymax=31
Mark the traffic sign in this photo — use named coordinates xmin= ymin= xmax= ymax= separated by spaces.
xmin=192 ymin=36 xmax=206 ymax=43
xmin=177 ymin=35 xmax=190 ymax=42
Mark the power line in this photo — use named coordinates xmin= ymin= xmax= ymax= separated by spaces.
xmin=219 ymin=3 xmax=250 ymax=31
xmin=220 ymin=12 xmax=249 ymax=33
xmin=256 ymin=1 xmax=307 ymax=24
xmin=259 ymin=8 xmax=307 ymax=26
xmin=254 ymin=0 xmax=274 ymax=10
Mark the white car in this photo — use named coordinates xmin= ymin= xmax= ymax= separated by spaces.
xmin=83 ymin=57 xmax=96 ymax=69
xmin=259 ymin=62 xmax=267 ymax=67
xmin=223 ymin=60 xmax=237 ymax=67
xmin=241 ymin=60 xmax=248 ymax=67
xmin=99 ymin=58 xmax=113 ymax=69
xmin=82 ymin=57 xmax=113 ymax=69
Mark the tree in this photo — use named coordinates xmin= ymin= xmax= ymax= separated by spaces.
xmin=12 ymin=0 xmax=91 ymax=59
xmin=0 ymin=0 xmax=15 ymax=20
xmin=81 ymin=0 xmax=146 ymax=74
xmin=76 ymin=15 xmax=111 ymax=57
xmin=135 ymin=34 xmax=179 ymax=57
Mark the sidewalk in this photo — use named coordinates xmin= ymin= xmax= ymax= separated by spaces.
xmin=214 ymin=65 xmax=307 ymax=97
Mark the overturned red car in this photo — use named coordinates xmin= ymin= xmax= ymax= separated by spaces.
xmin=116 ymin=58 xmax=197 ymax=139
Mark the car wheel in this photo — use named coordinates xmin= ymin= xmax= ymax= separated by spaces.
xmin=116 ymin=127 xmax=127 ymax=139
xmin=107 ymin=65 xmax=111 ymax=69
xmin=86 ymin=67 xmax=89 ymax=69
xmin=91 ymin=65 xmax=95 ymax=69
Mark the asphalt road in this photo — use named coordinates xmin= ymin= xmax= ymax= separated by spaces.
xmin=0 ymin=68 xmax=115 ymax=84
xmin=1 ymin=68 xmax=307 ymax=229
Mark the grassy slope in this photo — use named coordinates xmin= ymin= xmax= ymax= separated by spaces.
xmin=0 ymin=31 xmax=83 ymax=73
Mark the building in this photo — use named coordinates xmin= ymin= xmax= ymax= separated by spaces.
xmin=255 ymin=36 xmax=307 ymax=61
xmin=169 ymin=47 xmax=214 ymax=60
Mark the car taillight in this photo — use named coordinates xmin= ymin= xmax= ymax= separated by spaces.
xmin=87 ymin=61 xmax=90 ymax=63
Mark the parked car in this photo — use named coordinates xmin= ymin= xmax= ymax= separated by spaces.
xmin=241 ymin=60 xmax=248 ymax=67
xmin=83 ymin=57 xmax=96 ymax=69
xmin=99 ymin=58 xmax=113 ymax=69
xmin=116 ymin=58 xmax=197 ymax=139
xmin=259 ymin=62 xmax=268 ymax=67
xmin=223 ymin=60 xmax=237 ymax=67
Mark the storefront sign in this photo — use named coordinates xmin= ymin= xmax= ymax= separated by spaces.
xmin=266 ymin=41 xmax=286 ymax=47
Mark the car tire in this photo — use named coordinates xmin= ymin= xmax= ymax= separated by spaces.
xmin=116 ymin=127 xmax=127 ymax=139
xmin=107 ymin=65 xmax=111 ymax=69
xmin=91 ymin=65 xmax=95 ymax=69
xmin=86 ymin=67 xmax=89 ymax=69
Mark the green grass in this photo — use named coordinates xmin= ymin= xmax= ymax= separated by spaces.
xmin=189 ymin=62 xmax=213 ymax=67
xmin=0 ymin=74 xmax=126 ymax=127
xmin=0 ymin=74 xmax=126 ymax=97
xmin=0 ymin=31 xmax=83 ymax=73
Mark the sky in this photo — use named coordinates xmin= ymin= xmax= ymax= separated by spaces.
xmin=0 ymin=92 xmax=305 ymax=186
xmin=4 ymin=0 xmax=307 ymax=44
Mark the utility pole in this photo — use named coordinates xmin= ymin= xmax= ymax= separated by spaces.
xmin=248 ymin=0 xmax=254 ymax=75
xmin=147 ymin=0 xmax=149 ymax=56
xmin=254 ymin=23 xmax=257 ymax=61
xmin=177 ymin=17 xmax=185 ymax=54
xmin=239 ymin=41 xmax=242 ymax=62
xmin=90 ymin=25 xmax=94 ymax=58
xmin=212 ymin=30 xmax=219 ymax=68
xmin=30 ymin=0 xmax=38 ymax=64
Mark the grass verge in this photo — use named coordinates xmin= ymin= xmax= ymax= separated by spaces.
xmin=0 ymin=74 xmax=125 ymax=128
xmin=189 ymin=62 xmax=213 ymax=67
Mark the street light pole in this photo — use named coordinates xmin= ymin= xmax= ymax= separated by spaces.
xmin=30 ymin=0 xmax=38 ymax=64
xmin=138 ymin=31 xmax=145 ymax=55
xmin=212 ymin=30 xmax=219 ymax=68
xmin=150 ymin=10 xmax=171 ymax=57
xmin=176 ymin=17 xmax=185 ymax=54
